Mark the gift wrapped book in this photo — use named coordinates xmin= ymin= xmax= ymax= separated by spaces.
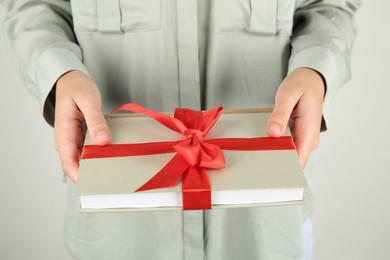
xmin=75 ymin=104 xmax=307 ymax=211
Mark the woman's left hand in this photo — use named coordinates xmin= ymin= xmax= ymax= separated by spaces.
xmin=266 ymin=67 xmax=325 ymax=168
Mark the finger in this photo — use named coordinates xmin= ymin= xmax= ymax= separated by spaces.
xmin=291 ymin=120 xmax=318 ymax=169
xmin=291 ymin=110 xmax=322 ymax=168
xmin=267 ymin=86 xmax=302 ymax=137
xmin=76 ymin=93 xmax=111 ymax=146
xmin=58 ymin=141 xmax=80 ymax=183
xmin=54 ymin=101 xmax=86 ymax=182
xmin=54 ymin=122 xmax=82 ymax=182
xmin=312 ymin=136 xmax=320 ymax=151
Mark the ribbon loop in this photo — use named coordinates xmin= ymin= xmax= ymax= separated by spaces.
xmin=174 ymin=138 xmax=202 ymax=166
xmin=198 ymin=141 xmax=225 ymax=169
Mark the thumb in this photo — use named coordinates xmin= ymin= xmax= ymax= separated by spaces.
xmin=78 ymin=98 xmax=111 ymax=146
xmin=86 ymin=111 xmax=111 ymax=145
xmin=266 ymin=109 xmax=290 ymax=138
xmin=266 ymin=89 xmax=299 ymax=138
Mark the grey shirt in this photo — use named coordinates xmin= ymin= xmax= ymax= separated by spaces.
xmin=2 ymin=0 xmax=360 ymax=259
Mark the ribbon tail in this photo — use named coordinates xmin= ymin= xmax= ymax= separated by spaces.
xmin=182 ymin=166 xmax=212 ymax=210
xmin=136 ymin=154 xmax=189 ymax=192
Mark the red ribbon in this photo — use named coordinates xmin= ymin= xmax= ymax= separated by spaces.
xmin=81 ymin=103 xmax=296 ymax=210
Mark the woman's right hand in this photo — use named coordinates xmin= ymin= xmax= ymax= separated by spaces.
xmin=54 ymin=71 xmax=111 ymax=182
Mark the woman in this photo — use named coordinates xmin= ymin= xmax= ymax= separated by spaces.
xmin=2 ymin=0 xmax=360 ymax=259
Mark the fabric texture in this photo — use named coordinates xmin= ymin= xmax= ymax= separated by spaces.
xmin=1 ymin=0 xmax=360 ymax=259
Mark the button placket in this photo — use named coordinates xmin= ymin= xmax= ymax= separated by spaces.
xmin=176 ymin=0 xmax=202 ymax=109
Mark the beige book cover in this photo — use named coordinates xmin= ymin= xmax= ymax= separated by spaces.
xmin=75 ymin=109 xmax=307 ymax=212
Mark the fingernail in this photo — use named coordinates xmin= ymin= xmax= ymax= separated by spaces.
xmin=268 ymin=123 xmax=281 ymax=134
xmin=96 ymin=131 xmax=109 ymax=141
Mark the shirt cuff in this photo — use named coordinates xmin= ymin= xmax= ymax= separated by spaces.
xmin=35 ymin=47 xmax=90 ymax=126
xmin=288 ymin=46 xmax=350 ymax=131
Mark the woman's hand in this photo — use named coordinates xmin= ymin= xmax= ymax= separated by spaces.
xmin=266 ymin=67 xmax=325 ymax=168
xmin=54 ymin=71 xmax=111 ymax=182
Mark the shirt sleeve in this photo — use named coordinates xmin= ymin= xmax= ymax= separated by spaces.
xmin=1 ymin=0 xmax=90 ymax=126
xmin=288 ymin=0 xmax=361 ymax=130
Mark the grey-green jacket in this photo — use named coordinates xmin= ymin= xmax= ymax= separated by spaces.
xmin=1 ymin=1 xmax=360 ymax=259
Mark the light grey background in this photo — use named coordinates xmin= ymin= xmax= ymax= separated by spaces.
xmin=0 ymin=2 xmax=389 ymax=260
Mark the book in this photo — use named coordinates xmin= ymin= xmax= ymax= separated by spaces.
xmin=75 ymin=108 xmax=307 ymax=211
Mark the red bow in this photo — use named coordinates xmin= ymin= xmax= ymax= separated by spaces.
xmin=118 ymin=104 xmax=225 ymax=210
